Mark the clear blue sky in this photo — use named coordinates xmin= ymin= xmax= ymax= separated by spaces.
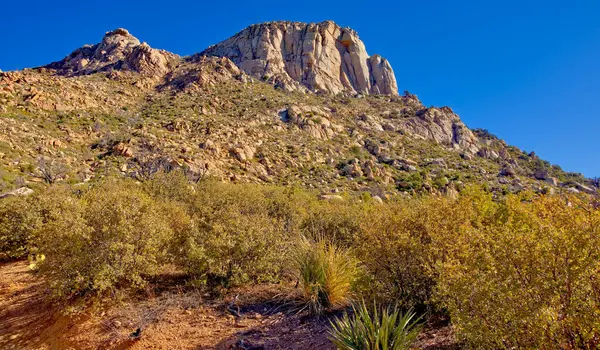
xmin=1 ymin=1 xmax=599 ymax=176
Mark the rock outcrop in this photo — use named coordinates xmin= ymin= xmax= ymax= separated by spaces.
xmin=46 ymin=28 xmax=178 ymax=78
xmin=200 ymin=21 xmax=398 ymax=95
xmin=280 ymin=105 xmax=342 ymax=139
xmin=399 ymin=107 xmax=480 ymax=154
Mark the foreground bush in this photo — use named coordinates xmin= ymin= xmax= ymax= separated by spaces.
xmin=329 ymin=301 xmax=422 ymax=350
xmin=0 ymin=196 xmax=38 ymax=261
xmin=435 ymin=194 xmax=600 ymax=349
xmin=295 ymin=237 xmax=360 ymax=315
xmin=34 ymin=181 xmax=173 ymax=299
xmin=174 ymin=181 xmax=293 ymax=286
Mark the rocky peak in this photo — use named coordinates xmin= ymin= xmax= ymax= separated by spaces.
xmin=199 ymin=20 xmax=398 ymax=95
xmin=46 ymin=28 xmax=178 ymax=78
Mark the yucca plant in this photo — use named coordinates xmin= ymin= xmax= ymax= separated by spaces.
xmin=329 ymin=301 xmax=422 ymax=350
xmin=295 ymin=237 xmax=359 ymax=315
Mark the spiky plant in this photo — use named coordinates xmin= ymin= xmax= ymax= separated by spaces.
xmin=295 ymin=237 xmax=359 ymax=315
xmin=329 ymin=301 xmax=422 ymax=350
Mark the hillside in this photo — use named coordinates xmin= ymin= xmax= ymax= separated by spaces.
xmin=0 ymin=22 xmax=595 ymax=198
xmin=2 ymin=21 xmax=600 ymax=350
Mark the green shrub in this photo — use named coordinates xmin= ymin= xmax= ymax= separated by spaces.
xmin=176 ymin=181 xmax=292 ymax=286
xmin=34 ymin=181 xmax=173 ymax=299
xmin=329 ymin=301 xmax=422 ymax=350
xmin=0 ymin=196 xmax=38 ymax=261
xmin=434 ymin=193 xmax=600 ymax=349
xmin=301 ymin=201 xmax=364 ymax=247
xmin=295 ymin=237 xmax=360 ymax=315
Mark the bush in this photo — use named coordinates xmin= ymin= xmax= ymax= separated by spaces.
xmin=434 ymin=193 xmax=600 ymax=348
xmin=301 ymin=200 xmax=364 ymax=247
xmin=142 ymin=170 xmax=195 ymax=203
xmin=295 ymin=237 xmax=360 ymax=315
xmin=329 ymin=301 xmax=422 ymax=350
xmin=34 ymin=181 xmax=173 ymax=299
xmin=0 ymin=196 xmax=38 ymax=261
xmin=176 ymin=181 xmax=293 ymax=286
xmin=355 ymin=193 xmax=476 ymax=311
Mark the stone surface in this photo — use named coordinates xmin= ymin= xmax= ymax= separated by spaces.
xmin=281 ymin=106 xmax=341 ymax=139
xmin=46 ymin=28 xmax=178 ymax=78
xmin=0 ymin=187 xmax=34 ymax=199
xmin=399 ymin=107 xmax=480 ymax=154
xmin=200 ymin=21 xmax=398 ymax=95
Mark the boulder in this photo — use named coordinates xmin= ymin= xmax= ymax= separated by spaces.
xmin=575 ymin=182 xmax=596 ymax=194
xmin=319 ymin=194 xmax=344 ymax=201
xmin=398 ymin=107 xmax=480 ymax=154
xmin=282 ymin=106 xmax=339 ymax=139
xmin=500 ymin=165 xmax=516 ymax=177
xmin=112 ymin=142 xmax=134 ymax=157
xmin=0 ymin=187 xmax=34 ymax=199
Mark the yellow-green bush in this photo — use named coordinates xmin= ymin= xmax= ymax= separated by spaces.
xmin=354 ymin=193 xmax=481 ymax=310
xmin=34 ymin=181 xmax=173 ymax=299
xmin=434 ymin=193 xmax=600 ymax=349
xmin=301 ymin=200 xmax=365 ymax=247
xmin=175 ymin=181 xmax=294 ymax=286
xmin=0 ymin=196 xmax=39 ymax=261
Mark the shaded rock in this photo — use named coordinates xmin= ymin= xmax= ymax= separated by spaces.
xmin=319 ymin=194 xmax=344 ymax=201
xmin=428 ymin=158 xmax=447 ymax=168
xmin=500 ymin=165 xmax=516 ymax=177
xmin=282 ymin=106 xmax=339 ymax=139
xmin=575 ymin=182 xmax=596 ymax=194
xmin=0 ymin=187 xmax=34 ymax=199
xmin=113 ymin=142 xmax=134 ymax=157
xmin=478 ymin=147 xmax=499 ymax=160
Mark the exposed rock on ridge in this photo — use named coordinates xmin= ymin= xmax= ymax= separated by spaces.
xmin=200 ymin=21 xmax=398 ymax=95
xmin=46 ymin=28 xmax=178 ymax=78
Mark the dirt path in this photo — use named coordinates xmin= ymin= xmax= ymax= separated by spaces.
xmin=0 ymin=261 xmax=457 ymax=349
xmin=0 ymin=261 xmax=333 ymax=349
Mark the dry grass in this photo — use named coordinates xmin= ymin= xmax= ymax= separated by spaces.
xmin=294 ymin=237 xmax=359 ymax=315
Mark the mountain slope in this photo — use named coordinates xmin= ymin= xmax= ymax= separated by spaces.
xmin=0 ymin=22 xmax=595 ymax=197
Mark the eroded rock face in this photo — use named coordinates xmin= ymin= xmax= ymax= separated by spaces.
xmin=46 ymin=28 xmax=178 ymax=78
xmin=164 ymin=56 xmax=246 ymax=91
xmin=281 ymin=106 xmax=342 ymax=139
xmin=399 ymin=107 xmax=480 ymax=154
xmin=200 ymin=21 xmax=398 ymax=95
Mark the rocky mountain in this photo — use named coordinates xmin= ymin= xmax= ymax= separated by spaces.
xmin=0 ymin=22 xmax=595 ymax=197
xmin=46 ymin=28 xmax=178 ymax=79
xmin=200 ymin=21 xmax=398 ymax=95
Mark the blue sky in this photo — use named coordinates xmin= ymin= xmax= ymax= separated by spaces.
xmin=1 ymin=0 xmax=599 ymax=176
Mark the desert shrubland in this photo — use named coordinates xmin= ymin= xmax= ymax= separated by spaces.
xmin=1 ymin=176 xmax=599 ymax=348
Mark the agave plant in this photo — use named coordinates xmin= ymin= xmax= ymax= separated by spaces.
xmin=329 ymin=301 xmax=422 ymax=350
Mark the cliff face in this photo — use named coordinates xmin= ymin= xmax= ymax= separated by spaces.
xmin=200 ymin=21 xmax=398 ymax=95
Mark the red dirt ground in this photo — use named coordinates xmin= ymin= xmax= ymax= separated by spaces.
xmin=0 ymin=261 xmax=459 ymax=349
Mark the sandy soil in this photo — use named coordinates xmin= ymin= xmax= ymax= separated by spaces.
xmin=0 ymin=261 xmax=458 ymax=349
